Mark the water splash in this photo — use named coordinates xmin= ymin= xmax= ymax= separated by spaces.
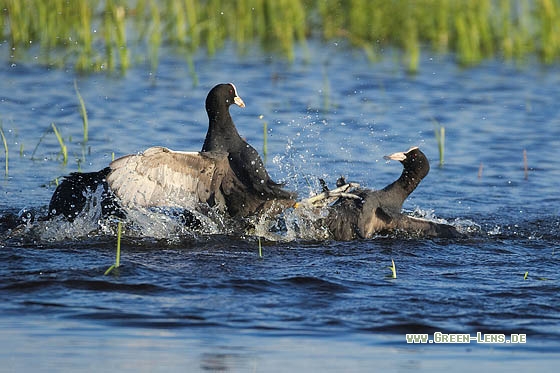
xmin=1 ymin=181 xmax=484 ymax=243
xmin=408 ymin=206 xmax=481 ymax=235
xmin=3 ymin=198 xmax=479 ymax=243
xmin=251 ymin=204 xmax=331 ymax=242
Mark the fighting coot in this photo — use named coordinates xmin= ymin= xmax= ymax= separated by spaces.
xmin=323 ymin=147 xmax=461 ymax=239
xmin=48 ymin=83 xmax=296 ymax=221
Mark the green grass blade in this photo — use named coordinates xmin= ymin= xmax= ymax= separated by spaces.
xmin=104 ymin=264 xmax=117 ymax=276
xmin=4 ymin=1 xmax=560 ymax=73
xmin=0 ymin=124 xmax=8 ymax=177
xmin=432 ymin=119 xmax=445 ymax=167
xmin=116 ymin=220 xmax=122 ymax=267
xmin=260 ymin=115 xmax=268 ymax=165
xmin=74 ymin=80 xmax=89 ymax=144
xmin=389 ymin=259 xmax=397 ymax=279
xmin=51 ymin=122 xmax=68 ymax=165
xmin=105 ymin=221 xmax=123 ymax=275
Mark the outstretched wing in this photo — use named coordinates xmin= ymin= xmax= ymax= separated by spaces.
xmin=107 ymin=146 xmax=229 ymax=209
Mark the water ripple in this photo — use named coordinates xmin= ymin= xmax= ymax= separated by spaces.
xmin=1 ymin=44 xmax=559 ymax=367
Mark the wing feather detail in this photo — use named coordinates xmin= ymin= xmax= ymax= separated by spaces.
xmin=107 ymin=146 xmax=229 ymax=209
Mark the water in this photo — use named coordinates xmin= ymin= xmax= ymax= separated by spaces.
xmin=1 ymin=42 xmax=559 ymax=371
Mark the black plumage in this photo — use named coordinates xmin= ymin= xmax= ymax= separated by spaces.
xmin=325 ymin=147 xmax=461 ymax=240
xmin=48 ymin=167 xmax=123 ymax=221
xmin=200 ymin=83 xmax=296 ymax=215
xmin=48 ymin=83 xmax=295 ymax=221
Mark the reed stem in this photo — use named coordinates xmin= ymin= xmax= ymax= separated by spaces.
xmin=104 ymin=220 xmax=123 ymax=275
xmin=260 ymin=115 xmax=268 ymax=164
xmin=51 ymin=123 xmax=68 ymax=165
xmin=433 ymin=120 xmax=445 ymax=167
xmin=116 ymin=220 xmax=122 ymax=267
xmin=74 ymin=80 xmax=89 ymax=144
xmin=0 ymin=125 xmax=8 ymax=177
xmin=389 ymin=259 xmax=397 ymax=279
xmin=3 ymin=0 xmax=559 ymax=73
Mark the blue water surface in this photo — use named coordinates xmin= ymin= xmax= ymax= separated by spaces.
xmin=1 ymin=41 xmax=559 ymax=371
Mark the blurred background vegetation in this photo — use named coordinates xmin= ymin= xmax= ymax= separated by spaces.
xmin=1 ymin=0 xmax=559 ymax=73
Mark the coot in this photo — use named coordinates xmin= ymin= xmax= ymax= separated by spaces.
xmin=323 ymin=147 xmax=461 ymax=239
xmin=48 ymin=83 xmax=296 ymax=221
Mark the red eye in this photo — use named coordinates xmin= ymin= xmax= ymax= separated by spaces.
xmin=229 ymin=89 xmax=233 ymax=94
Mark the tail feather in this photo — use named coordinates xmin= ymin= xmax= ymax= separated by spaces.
xmin=48 ymin=167 xmax=123 ymax=221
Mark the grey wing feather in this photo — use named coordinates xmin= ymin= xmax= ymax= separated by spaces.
xmin=107 ymin=146 xmax=228 ymax=209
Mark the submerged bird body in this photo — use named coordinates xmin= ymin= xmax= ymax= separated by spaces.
xmin=324 ymin=147 xmax=461 ymax=240
xmin=48 ymin=83 xmax=295 ymax=221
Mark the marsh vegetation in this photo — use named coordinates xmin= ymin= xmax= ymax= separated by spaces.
xmin=2 ymin=0 xmax=559 ymax=73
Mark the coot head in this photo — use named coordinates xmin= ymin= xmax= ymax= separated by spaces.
xmin=384 ymin=146 xmax=429 ymax=176
xmin=383 ymin=146 xmax=430 ymax=195
xmin=205 ymin=83 xmax=245 ymax=117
